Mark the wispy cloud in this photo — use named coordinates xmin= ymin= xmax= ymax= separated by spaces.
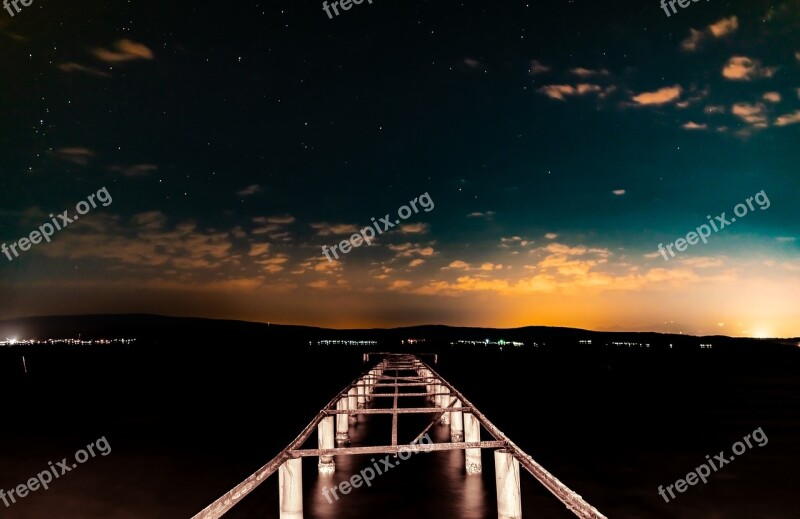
xmin=236 ymin=184 xmax=262 ymax=196
xmin=528 ymin=60 xmax=550 ymax=75
xmin=310 ymin=222 xmax=360 ymax=236
xmin=682 ymin=121 xmax=708 ymax=130
xmin=57 ymin=62 xmax=110 ymax=78
xmin=109 ymin=164 xmax=158 ymax=177
xmin=53 ymin=147 xmax=95 ymax=165
xmin=92 ymin=39 xmax=154 ymax=63
xmin=569 ymin=67 xmax=610 ymax=78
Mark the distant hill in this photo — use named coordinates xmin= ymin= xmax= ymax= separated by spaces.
xmin=0 ymin=314 xmax=795 ymax=355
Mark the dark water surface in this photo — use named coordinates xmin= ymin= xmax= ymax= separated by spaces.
xmin=0 ymin=344 xmax=798 ymax=518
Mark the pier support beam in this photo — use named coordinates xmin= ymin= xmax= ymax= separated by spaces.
xmin=348 ymin=387 xmax=358 ymax=424
xmin=317 ymin=416 xmax=335 ymax=474
xmin=335 ymin=397 xmax=350 ymax=444
xmin=279 ymin=458 xmax=303 ymax=519
xmin=494 ymin=450 xmax=522 ymax=519
xmin=464 ymin=412 xmax=482 ymax=474
xmin=451 ymin=399 xmax=464 ymax=442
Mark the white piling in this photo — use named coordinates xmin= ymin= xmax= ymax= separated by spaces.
xmin=348 ymin=387 xmax=358 ymax=424
xmin=317 ymin=416 xmax=335 ymax=474
xmin=335 ymin=397 xmax=350 ymax=444
xmin=451 ymin=399 xmax=464 ymax=442
xmin=494 ymin=449 xmax=522 ymax=519
xmin=357 ymin=380 xmax=366 ymax=409
xmin=439 ymin=386 xmax=451 ymax=425
xmin=464 ymin=412 xmax=482 ymax=474
xmin=279 ymin=458 xmax=303 ymax=519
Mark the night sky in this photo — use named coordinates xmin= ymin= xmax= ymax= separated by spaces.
xmin=1 ymin=0 xmax=799 ymax=335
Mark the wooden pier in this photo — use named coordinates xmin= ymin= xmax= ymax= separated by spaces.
xmin=192 ymin=353 xmax=607 ymax=519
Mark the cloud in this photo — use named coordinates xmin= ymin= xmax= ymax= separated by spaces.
xmin=255 ymin=255 xmax=289 ymax=273
xmin=732 ymin=102 xmax=768 ymax=127
xmin=763 ymin=92 xmax=781 ymax=103
xmin=774 ymin=110 xmax=800 ymax=127
xmin=409 ymin=259 xmax=425 ymax=268
xmin=236 ymin=184 xmax=262 ymax=196
xmin=682 ymin=121 xmax=708 ymax=130
xmin=545 ymin=233 xmax=558 ymax=240
xmin=569 ymin=67 xmax=610 ymax=78
xmin=399 ymin=222 xmax=429 ymax=234
xmin=705 ymin=105 xmax=726 ymax=114
xmin=680 ymin=257 xmax=724 ymax=268
xmin=528 ymin=60 xmax=551 ymax=75
xmin=722 ymin=56 xmax=775 ymax=81
xmin=446 ymin=260 xmax=470 ymax=270
xmin=92 ymin=39 xmax=154 ymax=63
xmin=708 ymin=16 xmax=739 ymax=37
xmin=612 ymin=189 xmax=626 ymax=195
xmin=53 ymin=147 xmax=94 ymax=165
xmin=681 ymin=29 xmax=706 ymax=52
xmin=266 ymin=215 xmax=296 ymax=224
xmin=467 ymin=211 xmax=495 ymax=219
xmin=38 ymin=211 xmax=236 ymax=272
xmin=108 ymin=164 xmax=158 ymax=177
xmin=57 ymin=62 xmax=110 ymax=78
xmin=463 ymin=58 xmax=481 ymax=69
xmin=538 ymin=83 xmax=611 ymax=101
xmin=631 ymin=85 xmax=682 ymax=106
xmin=389 ymin=243 xmax=436 ymax=257
xmin=388 ymin=280 xmax=413 ymax=290
xmin=681 ymin=16 xmax=738 ymax=52
xmin=776 ymin=236 xmax=796 ymax=242
xmin=310 ymin=222 xmax=361 ymax=236
xmin=248 ymin=243 xmax=271 ymax=257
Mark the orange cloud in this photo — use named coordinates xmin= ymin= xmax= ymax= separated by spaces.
xmin=92 ymin=39 xmax=154 ymax=63
xmin=631 ymin=85 xmax=682 ymax=106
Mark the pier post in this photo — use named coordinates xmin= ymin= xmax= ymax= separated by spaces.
xmin=357 ymin=379 xmax=366 ymax=408
xmin=317 ymin=416 xmax=335 ymax=474
xmin=279 ymin=458 xmax=303 ymax=519
xmin=494 ymin=450 xmax=522 ymax=519
xmin=439 ymin=386 xmax=451 ymax=425
xmin=451 ymin=399 xmax=464 ymax=442
xmin=464 ymin=411 xmax=482 ymax=474
xmin=348 ymin=387 xmax=358 ymax=424
xmin=335 ymin=397 xmax=350 ymax=444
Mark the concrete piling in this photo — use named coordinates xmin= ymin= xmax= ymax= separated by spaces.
xmin=494 ymin=449 xmax=522 ymax=519
xmin=451 ymin=399 xmax=464 ymax=442
xmin=317 ymin=415 xmax=335 ymax=474
xmin=278 ymin=458 xmax=303 ymax=519
xmin=464 ymin=411 xmax=482 ymax=474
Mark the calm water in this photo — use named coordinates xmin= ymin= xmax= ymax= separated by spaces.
xmin=0 ymin=346 xmax=798 ymax=518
